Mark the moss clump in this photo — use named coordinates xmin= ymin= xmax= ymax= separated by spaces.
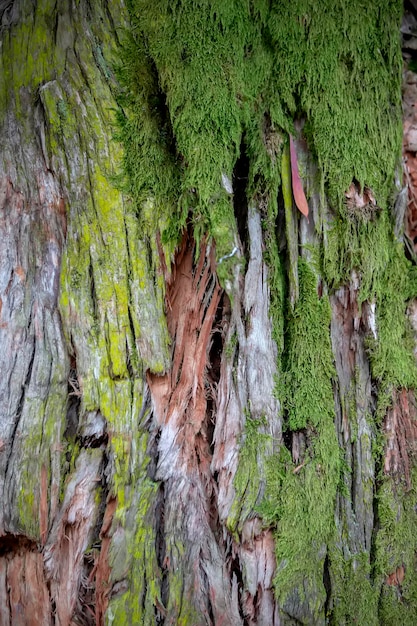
xmin=367 ymin=249 xmax=417 ymax=392
xmin=327 ymin=549 xmax=378 ymax=625
xmin=227 ymin=416 xmax=273 ymax=534
xmin=116 ymin=0 xmax=278 ymax=267
xmin=116 ymin=0 xmax=401 ymax=272
xmin=323 ymin=209 xmax=417 ymax=396
xmin=281 ymin=260 xmax=336 ymax=431
xmin=260 ymin=260 xmax=340 ymax=621
xmin=268 ymin=0 xmax=402 ymax=206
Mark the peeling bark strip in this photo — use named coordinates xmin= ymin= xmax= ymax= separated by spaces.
xmin=92 ymin=497 xmax=117 ymax=625
xmin=384 ymin=388 xmax=417 ymax=489
xmin=147 ymin=212 xmax=281 ymax=623
xmin=150 ymin=231 xmax=221 ymax=464
xmin=0 ymin=452 xmax=105 ymax=626
xmin=44 ymin=450 xmax=103 ymax=626
xmin=146 ymin=206 xmax=281 ymax=623
xmin=148 ymin=231 xmax=234 ymax=624
xmin=0 ymin=537 xmax=51 ymax=626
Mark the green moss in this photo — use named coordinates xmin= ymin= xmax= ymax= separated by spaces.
xmin=374 ymin=469 xmax=417 ymax=624
xmin=317 ymin=206 xmax=417 ymax=622
xmin=323 ymin=209 xmax=417 ymax=394
xmin=17 ymin=487 xmax=37 ymax=537
xmin=268 ymin=0 xmax=402 ymax=207
xmin=112 ymin=2 xmax=269 ymax=258
xmin=103 ymin=383 xmax=194 ymax=624
xmin=281 ymin=261 xmax=335 ymax=431
xmin=116 ymin=0 xmax=401 ymax=277
xmin=260 ymin=260 xmax=340 ymax=620
xmin=14 ymin=387 xmax=67 ymax=539
xmin=107 ymin=476 xmax=162 ymax=625
xmin=367 ymin=251 xmax=417 ymax=391
xmin=162 ymin=544 xmax=202 ymax=625
xmin=328 ymin=549 xmax=378 ymax=625
xmin=227 ymin=416 xmax=273 ymax=534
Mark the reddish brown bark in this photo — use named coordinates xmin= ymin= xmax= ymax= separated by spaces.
xmin=383 ymin=388 xmax=417 ymax=489
xmin=149 ymin=231 xmax=221 ymax=468
xmin=92 ymin=497 xmax=117 ymax=626
xmin=147 ymin=231 xmax=228 ymax=623
xmin=0 ymin=539 xmax=51 ymax=626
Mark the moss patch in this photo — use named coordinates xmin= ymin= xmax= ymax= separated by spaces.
xmin=268 ymin=0 xmax=402 ymax=206
xmin=323 ymin=209 xmax=417 ymax=397
xmin=260 ymin=260 xmax=340 ymax=621
xmin=116 ymin=0 xmax=402 ymax=272
xmin=374 ymin=469 xmax=417 ymax=625
xmin=328 ymin=549 xmax=378 ymax=625
xmin=227 ymin=416 xmax=273 ymax=535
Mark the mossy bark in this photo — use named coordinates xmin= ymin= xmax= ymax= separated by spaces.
xmin=1 ymin=1 xmax=417 ymax=625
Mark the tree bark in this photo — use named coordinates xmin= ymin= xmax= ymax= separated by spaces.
xmin=1 ymin=1 xmax=417 ymax=625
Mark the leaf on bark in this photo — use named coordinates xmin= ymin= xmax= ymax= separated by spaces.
xmin=289 ymin=134 xmax=309 ymax=219
xmin=386 ymin=564 xmax=405 ymax=587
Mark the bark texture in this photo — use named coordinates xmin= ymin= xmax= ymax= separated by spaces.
xmin=1 ymin=1 xmax=417 ymax=625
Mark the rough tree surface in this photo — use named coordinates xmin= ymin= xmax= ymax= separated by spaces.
xmin=1 ymin=0 xmax=417 ymax=625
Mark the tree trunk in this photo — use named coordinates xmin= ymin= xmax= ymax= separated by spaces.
xmin=1 ymin=1 xmax=417 ymax=624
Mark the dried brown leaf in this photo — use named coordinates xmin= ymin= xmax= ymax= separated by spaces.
xmin=289 ymin=134 xmax=309 ymax=218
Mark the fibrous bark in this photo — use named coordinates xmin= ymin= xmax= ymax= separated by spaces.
xmin=2 ymin=1 xmax=417 ymax=625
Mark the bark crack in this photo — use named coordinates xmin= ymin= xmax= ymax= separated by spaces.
xmin=5 ymin=332 xmax=36 ymax=478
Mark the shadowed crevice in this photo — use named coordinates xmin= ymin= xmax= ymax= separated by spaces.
xmin=233 ymin=138 xmax=250 ymax=252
